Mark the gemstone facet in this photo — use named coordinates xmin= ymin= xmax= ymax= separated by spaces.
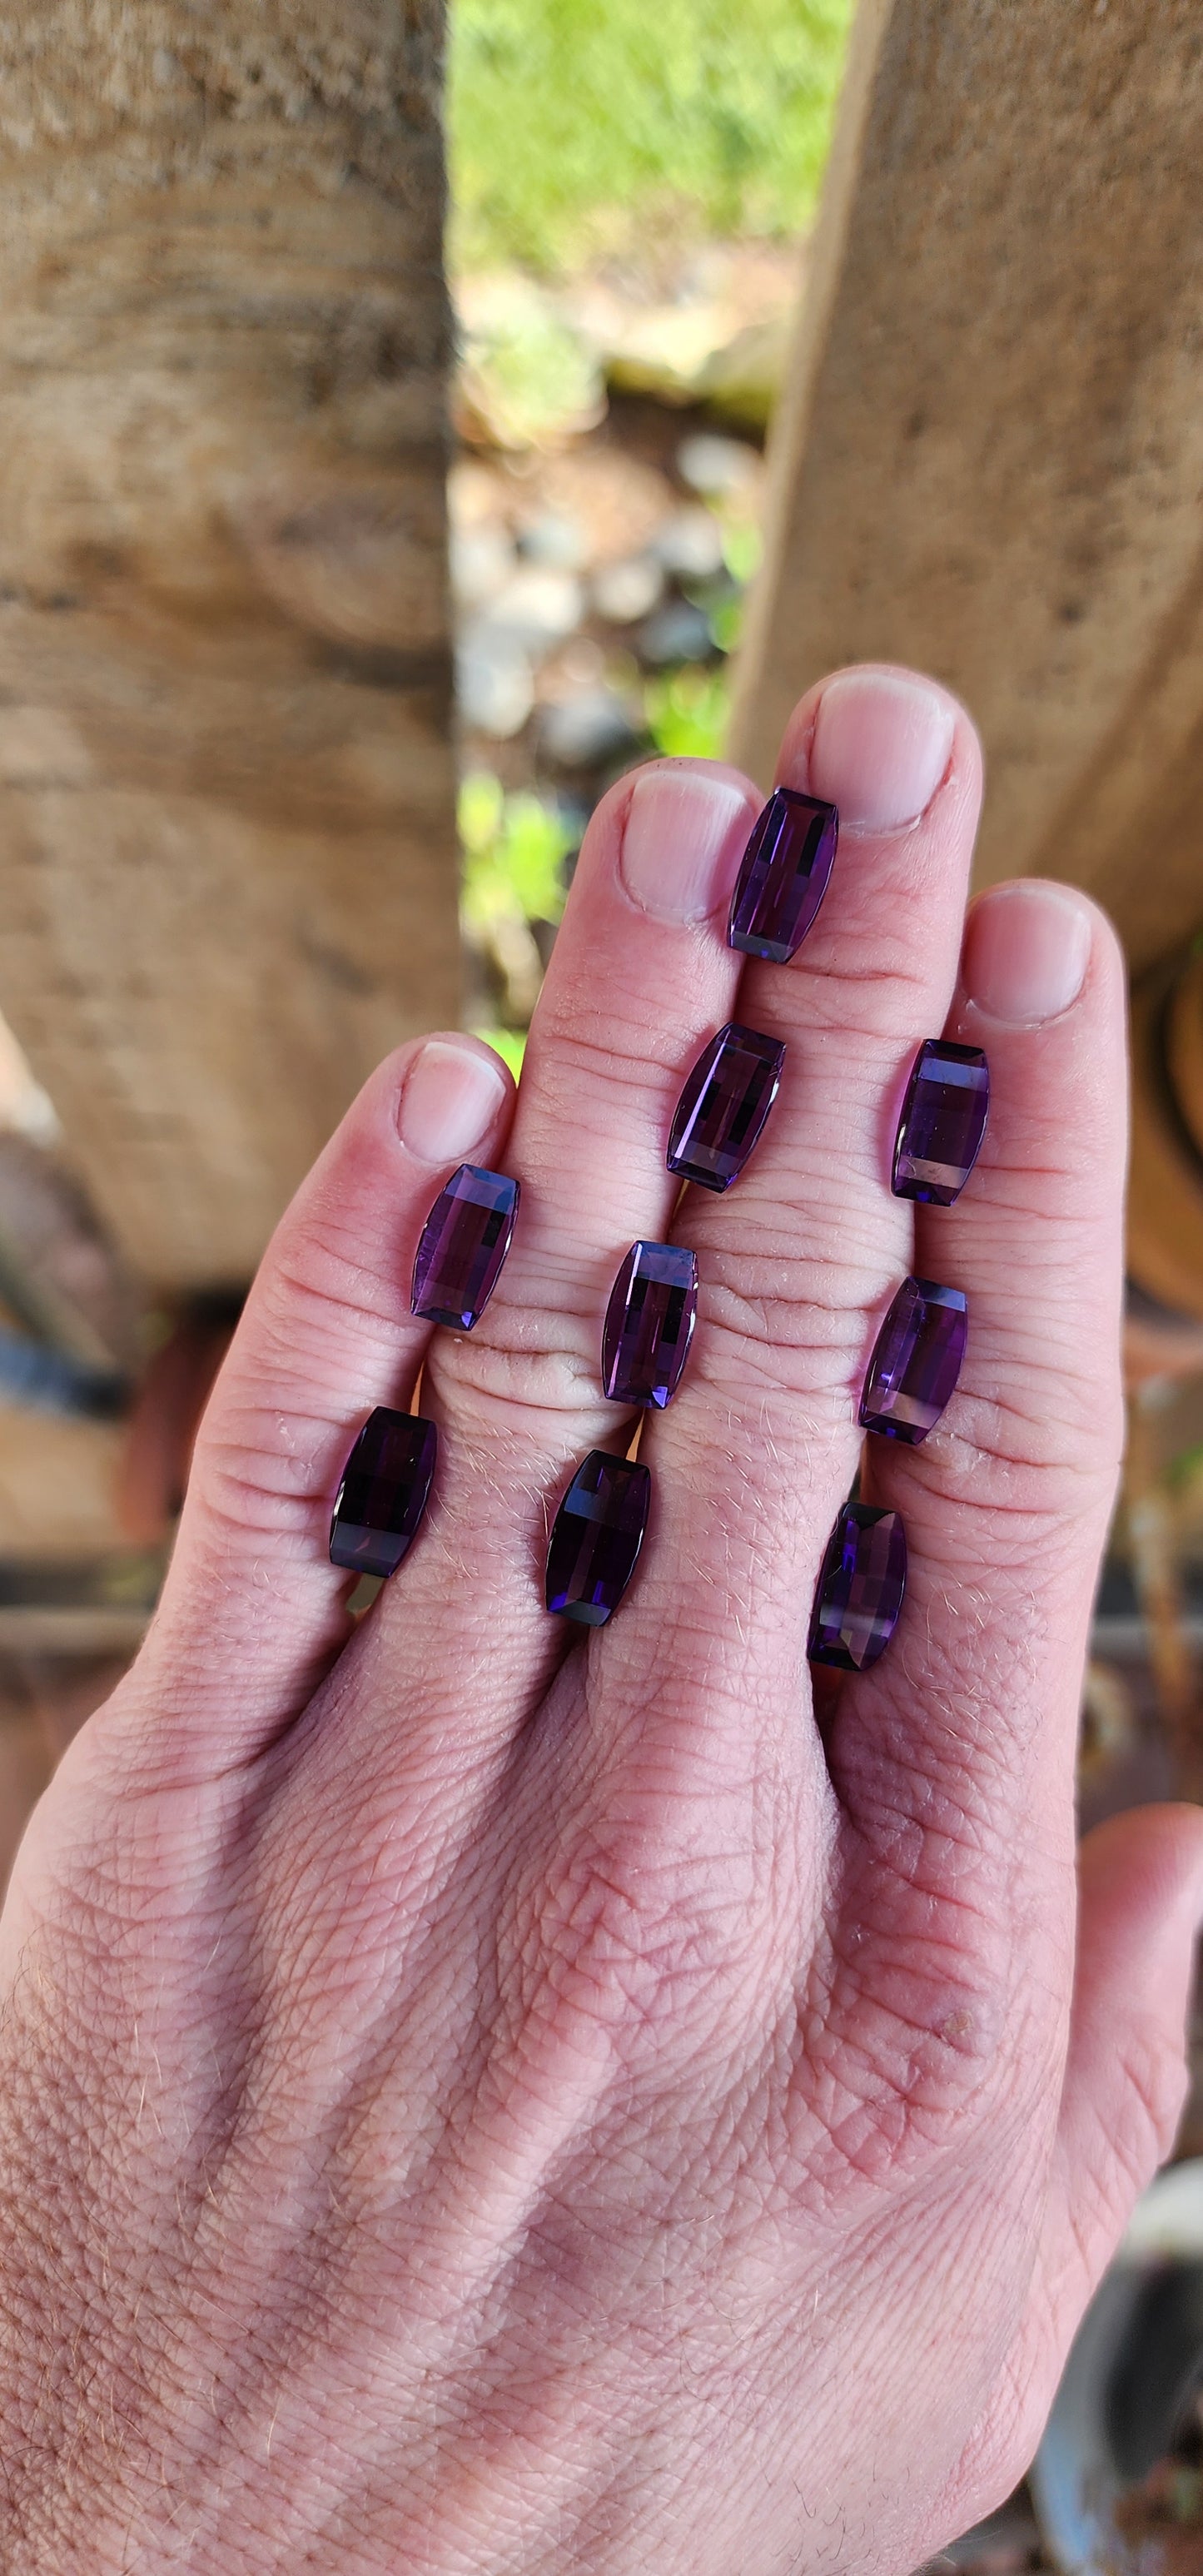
xmin=602 ymin=1241 xmax=698 ymax=1409
xmin=892 ymin=1041 xmax=989 ymax=1205
xmin=330 ymin=1406 xmax=437 ymax=1579
xmin=410 ymin=1163 xmax=519 ymax=1330
xmin=545 ymin=1450 xmax=651 ymax=1625
xmin=859 ymin=1276 xmax=967 ymax=1444
xmin=728 ymin=786 xmax=838 ymax=962
xmin=667 ymin=1022 xmax=785 ymax=1193
xmin=808 ymin=1504 xmax=907 ymax=1672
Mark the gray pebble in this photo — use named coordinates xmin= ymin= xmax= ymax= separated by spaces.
xmin=517 ymin=511 xmax=587 ymax=570
xmin=677 ymin=433 xmax=758 ymax=497
xmin=538 ymin=689 xmax=640 ymax=770
xmin=450 ymin=525 xmax=515 ymax=610
xmin=591 ymin=555 xmax=665 ymax=625
xmin=636 ymin=599 xmax=714 ymax=667
xmin=489 ymin=566 xmax=586 ymax=655
xmin=652 ymin=507 xmax=725 ymax=583
xmin=455 ymin=625 xmax=534 ymax=738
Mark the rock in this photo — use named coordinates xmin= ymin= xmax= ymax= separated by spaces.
xmin=538 ymin=689 xmax=640 ymax=771
xmin=676 ymin=433 xmax=760 ymax=498
xmin=651 ymin=510 xmax=725 ymax=583
xmin=517 ymin=511 xmax=586 ymax=570
xmin=450 ymin=524 xmax=514 ymax=610
xmin=590 ymin=554 xmax=664 ymax=625
xmin=533 ymin=448 xmax=674 ymax=568
xmin=636 ymin=599 xmax=715 ymax=667
xmin=455 ymin=625 xmax=534 ymax=738
xmin=488 ymin=566 xmax=585 ymax=655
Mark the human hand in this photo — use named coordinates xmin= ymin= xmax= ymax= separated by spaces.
xmin=1 ymin=664 xmax=1198 ymax=2575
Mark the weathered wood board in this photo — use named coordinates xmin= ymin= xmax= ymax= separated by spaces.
xmin=731 ymin=0 xmax=1203 ymax=973
xmin=0 ymin=2 xmax=459 ymax=1287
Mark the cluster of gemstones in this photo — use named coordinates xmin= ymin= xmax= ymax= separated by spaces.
xmin=330 ymin=785 xmax=989 ymax=1667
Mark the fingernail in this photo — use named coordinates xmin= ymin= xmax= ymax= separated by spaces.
xmin=619 ymin=763 xmax=755 ymax=924
xmin=398 ymin=1038 xmax=508 ymax=1162
xmin=810 ymin=669 xmax=955 ymax=831
xmin=963 ymin=881 xmax=1092 ymax=1026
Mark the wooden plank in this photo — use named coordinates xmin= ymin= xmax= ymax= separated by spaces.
xmin=0 ymin=2 xmax=459 ymax=1286
xmin=730 ymin=0 xmax=1203 ymax=973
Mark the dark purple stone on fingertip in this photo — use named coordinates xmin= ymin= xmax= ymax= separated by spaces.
xmin=859 ymin=1276 xmax=967 ymax=1445
xmin=728 ymin=786 xmax=838 ymax=962
xmin=602 ymin=1241 xmax=698 ymax=1409
xmin=667 ymin=1022 xmax=785 ymax=1193
xmin=545 ymin=1450 xmax=651 ymax=1625
xmin=808 ymin=1504 xmax=907 ymax=1672
xmin=330 ymin=1406 xmax=437 ymax=1580
xmin=410 ymin=1163 xmax=519 ymax=1330
xmin=892 ymin=1040 xmax=989 ymax=1205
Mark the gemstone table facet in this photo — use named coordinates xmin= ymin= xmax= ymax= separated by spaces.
xmin=545 ymin=1450 xmax=651 ymax=1625
xmin=892 ymin=1040 xmax=989 ymax=1205
xmin=410 ymin=1163 xmax=519 ymax=1330
xmin=728 ymin=786 xmax=838 ymax=962
xmin=330 ymin=1406 xmax=437 ymax=1580
xmin=667 ymin=1022 xmax=786 ymax=1193
xmin=602 ymin=1241 xmax=698 ymax=1409
xmin=808 ymin=1503 xmax=907 ymax=1672
xmin=859 ymin=1276 xmax=967 ymax=1444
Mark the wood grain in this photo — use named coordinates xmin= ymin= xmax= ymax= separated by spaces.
xmin=0 ymin=2 xmax=458 ymax=1286
xmin=730 ymin=0 xmax=1203 ymax=973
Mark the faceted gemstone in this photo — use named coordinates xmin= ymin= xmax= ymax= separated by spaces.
xmin=808 ymin=1504 xmax=907 ymax=1672
xmin=545 ymin=1450 xmax=651 ymax=1626
xmin=602 ymin=1241 xmax=698 ymax=1409
xmin=410 ymin=1163 xmax=519 ymax=1330
xmin=329 ymin=1406 xmax=437 ymax=1580
xmin=667 ymin=1022 xmax=786 ymax=1193
xmin=728 ymin=786 xmax=838 ymax=962
xmin=892 ymin=1040 xmax=989 ymax=1205
xmin=859 ymin=1276 xmax=967 ymax=1444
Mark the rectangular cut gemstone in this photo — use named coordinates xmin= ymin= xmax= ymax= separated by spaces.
xmin=602 ymin=1241 xmax=698 ymax=1409
xmin=892 ymin=1040 xmax=989 ymax=1204
xmin=667 ymin=1022 xmax=785 ymax=1193
xmin=330 ymin=1406 xmax=437 ymax=1580
xmin=410 ymin=1163 xmax=519 ymax=1330
xmin=728 ymin=786 xmax=838 ymax=962
xmin=545 ymin=1450 xmax=651 ymax=1625
xmin=808 ymin=1504 xmax=907 ymax=1672
xmin=859 ymin=1276 xmax=967 ymax=1444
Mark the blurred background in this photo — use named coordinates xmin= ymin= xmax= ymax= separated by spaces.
xmin=0 ymin=2 xmax=1201 ymax=2563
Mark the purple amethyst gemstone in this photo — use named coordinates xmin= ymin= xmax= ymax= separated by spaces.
xmin=329 ymin=1406 xmax=437 ymax=1580
xmin=667 ymin=1022 xmax=785 ymax=1193
xmin=728 ymin=786 xmax=838 ymax=962
xmin=410 ymin=1163 xmax=519 ymax=1330
xmin=808 ymin=1503 xmax=907 ymax=1672
xmin=602 ymin=1241 xmax=698 ymax=1409
xmin=545 ymin=1450 xmax=651 ymax=1626
xmin=859 ymin=1276 xmax=967 ymax=1445
xmin=892 ymin=1041 xmax=989 ymax=1205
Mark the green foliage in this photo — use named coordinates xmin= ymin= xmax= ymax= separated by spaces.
xmin=472 ymin=1026 xmax=528 ymax=1077
xmin=644 ymin=666 xmax=730 ymax=761
xmin=1166 ymin=1441 xmax=1203 ymax=1495
xmin=459 ymin=773 xmax=574 ymax=930
xmin=450 ymin=0 xmax=854 ymax=275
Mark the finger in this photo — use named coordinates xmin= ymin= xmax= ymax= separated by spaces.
xmin=1036 ymin=1804 xmax=1203 ymax=2350
xmin=605 ymin=668 xmax=983 ymax=1778
xmin=114 ymin=1033 xmax=516 ymax=1770
xmin=380 ymin=759 xmax=758 ymax=1690
xmin=833 ymin=887 xmax=1126 ymax=1979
